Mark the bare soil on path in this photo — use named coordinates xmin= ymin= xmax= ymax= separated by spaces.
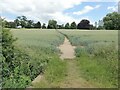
xmin=58 ymin=37 xmax=76 ymax=59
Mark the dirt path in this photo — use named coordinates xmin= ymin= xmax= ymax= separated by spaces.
xmin=58 ymin=37 xmax=76 ymax=59
xmin=58 ymin=37 xmax=95 ymax=88
xmin=59 ymin=60 xmax=95 ymax=88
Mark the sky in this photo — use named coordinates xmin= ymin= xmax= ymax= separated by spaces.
xmin=0 ymin=0 xmax=119 ymax=25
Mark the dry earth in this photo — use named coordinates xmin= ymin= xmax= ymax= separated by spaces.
xmin=58 ymin=37 xmax=76 ymax=60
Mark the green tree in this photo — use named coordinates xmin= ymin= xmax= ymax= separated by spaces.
xmin=15 ymin=16 xmax=28 ymax=28
xmin=7 ymin=22 xmax=16 ymax=28
xmin=77 ymin=19 xmax=91 ymax=29
xmin=42 ymin=23 xmax=46 ymax=29
xmin=14 ymin=18 xmax=20 ymax=26
xmin=70 ymin=22 xmax=77 ymax=29
xmin=57 ymin=24 xmax=64 ymax=29
xmin=21 ymin=16 xmax=27 ymax=28
xmin=34 ymin=21 xmax=41 ymax=28
xmin=47 ymin=20 xmax=57 ymax=29
xmin=65 ymin=23 xmax=70 ymax=29
xmin=0 ymin=18 xmax=9 ymax=28
xmin=103 ymin=12 xmax=120 ymax=30
xmin=26 ymin=20 xmax=34 ymax=28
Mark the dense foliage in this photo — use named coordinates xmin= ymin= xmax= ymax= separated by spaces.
xmin=65 ymin=23 xmax=70 ymax=29
xmin=47 ymin=20 xmax=57 ymax=29
xmin=77 ymin=19 xmax=93 ymax=30
xmin=2 ymin=29 xmax=31 ymax=88
xmin=103 ymin=12 xmax=120 ymax=30
xmin=70 ymin=22 xmax=77 ymax=29
xmin=34 ymin=21 xmax=41 ymax=28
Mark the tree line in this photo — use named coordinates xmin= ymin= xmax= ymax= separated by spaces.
xmin=2 ymin=16 xmax=93 ymax=29
xmin=1 ymin=12 xmax=120 ymax=30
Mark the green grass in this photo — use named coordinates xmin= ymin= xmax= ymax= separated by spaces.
xmin=60 ymin=30 xmax=118 ymax=87
xmin=60 ymin=30 xmax=118 ymax=46
xmin=76 ymin=56 xmax=118 ymax=88
xmin=44 ymin=56 xmax=67 ymax=83
xmin=11 ymin=29 xmax=66 ymax=87
xmin=12 ymin=29 xmax=65 ymax=56
xmin=32 ymin=56 xmax=67 ymax=88
xmin=11 ymin=29 xmax=118 ymax=88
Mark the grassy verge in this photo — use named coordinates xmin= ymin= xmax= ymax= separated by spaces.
xmin=32 ymin=56 xmax=67 ymax=88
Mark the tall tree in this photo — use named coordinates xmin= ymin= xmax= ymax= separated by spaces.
xmin=14 ymin=16 xmax=27 ymax=28
xmin=70 ymin=22 xmax=77 ymax=29
xmin=42 ymin=23 xmax=46 ymax=29
xmin=57 ymin=24 xmax=64 ymax=29
xmin=1 ymin=20 xmax=9 ymax=28
xmin=47 ymin=20 xmax=57 ymax=29
xmin=7 ymin=22 xmax=16 ymax=28
xmin=14 ymin=19 xmax=20 ymax=27
xmin=65 ymin=23 xmax=70 ymax=29
xmin=34 ymin=21 xmax=41 ymax=28
xmin=26 ymin=20 xmax=34 ymax=28
xmin=77 ymin=19 xmax=91 ymax=29
xmin=103 ymin=12 xmax=120 ymax=30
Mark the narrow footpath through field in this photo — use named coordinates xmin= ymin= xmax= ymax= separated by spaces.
xmin=58 ymin=37 xmax=75 ymax=59
xmin=30 ymin=35 xmax=96 ymax=88
xmin=58 ymin=36 xmax=95 ymax=88
xmin=59 ymin=60 xmax=95 ymax=88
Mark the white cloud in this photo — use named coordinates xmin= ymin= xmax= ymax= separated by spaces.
xmin=95 ymin=5 xmax=101 ymax=8
xmin=107 ymin=6 xmax=117 ymax=11
xmin=73 ymin=5 xmax=100 ymax=15
xmin=0 ymin=0 xmax=83 ymax=24
xmin=48 ymin=12 xmax=91 ymax=24
xmin=1 ymin=0 xmax=96 ymax=24
xmin=0 ymin=0 xmax=118 ymax=24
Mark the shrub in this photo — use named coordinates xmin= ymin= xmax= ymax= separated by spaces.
xmin=1 ymin=29 xmax=48 ymax=88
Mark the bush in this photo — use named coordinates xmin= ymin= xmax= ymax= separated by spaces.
xmin=1 ymin=29 xmax=49 ymax=88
